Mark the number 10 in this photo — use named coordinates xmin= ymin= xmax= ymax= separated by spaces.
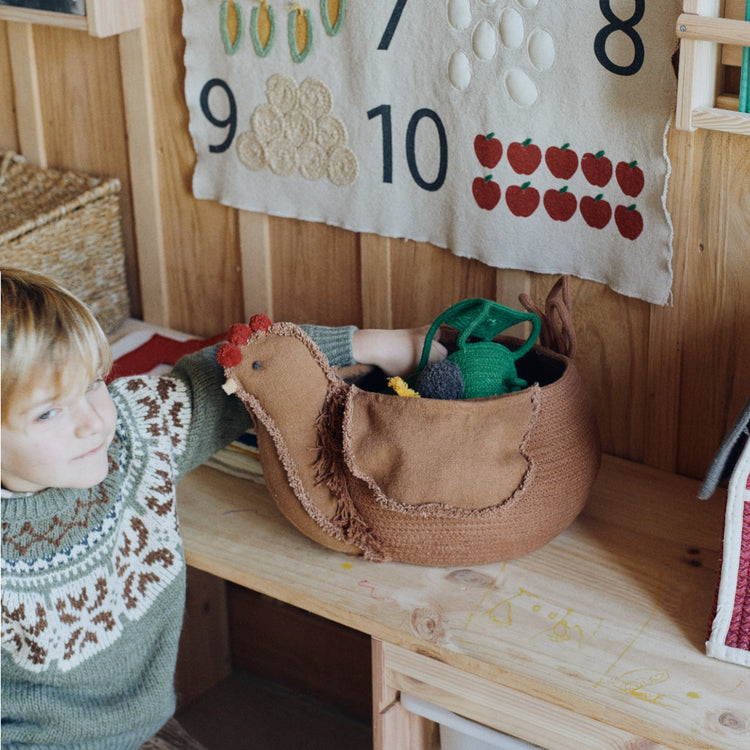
xmin=367 ymin=105 xmax=448 ymax=192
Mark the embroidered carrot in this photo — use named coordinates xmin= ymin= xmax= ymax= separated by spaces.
xmin=320 ymin=0 xmax=345 ymax=36
xmin=250 ymin=0 xmax=275 ymax=57
xmin=288 ymin=4 xmax=313 ymax=62
xmin=220 ymin=0 xmax=243 ymax=55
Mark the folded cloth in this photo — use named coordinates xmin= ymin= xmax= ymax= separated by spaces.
xmin=700 ymin=398 xmax=750 ymax=667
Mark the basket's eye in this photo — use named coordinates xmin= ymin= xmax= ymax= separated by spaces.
xmin=252 ymin=360 xmax=262 ymax=370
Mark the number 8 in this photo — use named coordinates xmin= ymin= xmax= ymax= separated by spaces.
xmin=594 ymin=0 xmax=645 ymax=77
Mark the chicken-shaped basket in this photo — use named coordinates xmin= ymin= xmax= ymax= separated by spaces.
xmin=218 ymin=276 xmax=600 ymax=566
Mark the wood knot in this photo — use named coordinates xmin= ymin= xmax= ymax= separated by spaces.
xmin=446 ymin=569 xmax=495 ymax=588
xmin=410 ymin=607 xmax=445 ymax=643
xmin=718 ymin=711 xmax=746 ymax=731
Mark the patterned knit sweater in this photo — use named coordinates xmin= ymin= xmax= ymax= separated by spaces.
xmin=1 ymin=325 xmax=356 ymax=750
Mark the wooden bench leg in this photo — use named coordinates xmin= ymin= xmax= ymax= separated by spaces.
xmin=372 ymin=639 xmax=439 ymax=750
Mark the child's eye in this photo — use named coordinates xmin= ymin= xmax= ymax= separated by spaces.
xmin=36 ymin=408 xmax=61 ymax=422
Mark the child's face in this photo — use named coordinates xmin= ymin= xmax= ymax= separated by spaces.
xmin=1 ymin=368 xmax=117 ymax=493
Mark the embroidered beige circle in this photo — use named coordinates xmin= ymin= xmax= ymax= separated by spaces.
xmin=266 ymin=73 xmax=299 ymax=114
xmin=251 ymin=103 xmax=284 ymax=144
xmin=298 ymin=78 xmax=333 ymax=119
xmin=284 ymin=108 xmax=316 ymax=148
xmin=236 ymin=131 xmax=266 ymax=171
xmin=265 ymin=136 xmax=298 ymax=176
xmin=296 ymin=141 xmax=328 ymax=181
xmin=316 ymin=114 xmax=347 ymax=153
xmin=327 ymin=145 xmax=358 ymax=186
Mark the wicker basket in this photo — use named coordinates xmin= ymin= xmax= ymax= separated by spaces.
xmin=0 ymin=152 xmax=130 ymax=334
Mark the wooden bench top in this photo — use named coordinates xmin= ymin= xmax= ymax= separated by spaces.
xmin=177 ymin=454 xmax=750 ymax=750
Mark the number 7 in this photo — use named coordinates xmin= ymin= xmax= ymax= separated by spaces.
xmin=378 ymin=0 xmax=408 ymax=50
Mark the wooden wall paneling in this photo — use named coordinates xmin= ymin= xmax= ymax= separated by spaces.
xmin=0 ymin=23 xmax=19 ymax=153
xmin=677 ymin=129 xmax=748 ymax=478
xmin=560 ymin=277 xmax=650 ymax=462
xmin=119 ymin=20 xmax=167 ymax=325
xmin=388 ymin=241 xmax=497 ymax=328
xmin=359 ymin=233 xmax=393 ymax=329
xmin=30 ymin=24 xmax=139 ymax=315
xmin=5 ymin=22 xmax=45 ymax=166
xmin=269 ymin=217 xmax=362 ymax=326
xmin=146 ymin=0 xmax=244 ymax=336
xmin=642 ymin=127 xmax=696 ymax=472
xmin=238 ymin=211 xmax=273 ymax=320
xmin=722 ymin=136 xmax=750 ymax=427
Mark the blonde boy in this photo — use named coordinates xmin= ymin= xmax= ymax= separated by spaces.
xmin=1 ymin=267 xmax=444 ymax=749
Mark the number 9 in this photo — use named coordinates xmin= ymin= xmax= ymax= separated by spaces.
xmin=200 ymin=78 xmax=237 ymax=153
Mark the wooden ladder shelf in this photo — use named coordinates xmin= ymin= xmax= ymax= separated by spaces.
xmin=676 ymin=0 xmax=750 ymax=134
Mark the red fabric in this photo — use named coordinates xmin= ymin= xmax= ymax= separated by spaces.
xmin=107 ymin=331 xmax=227 ymax=383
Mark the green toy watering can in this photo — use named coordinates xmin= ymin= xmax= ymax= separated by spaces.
xmin=414 ymin=298 xmax=541 ymax=399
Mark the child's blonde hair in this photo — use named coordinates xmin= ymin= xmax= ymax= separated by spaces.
xmin=1 ymin=267 xmax=113 ymax=424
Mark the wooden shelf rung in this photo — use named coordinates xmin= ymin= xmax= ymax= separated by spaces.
xmin=676 ymin=13 xmax=750 ymax=46
xmin=692 ymin=105 xmax=750 ymax=134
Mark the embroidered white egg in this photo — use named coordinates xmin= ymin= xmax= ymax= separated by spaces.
xmin=447 ymin=0 xmax=471 ymax=30
xmin=498 ymin=8 xmax=524 ymax=49
xmin=528 ymin=28 xmax=555 ymax=71
xmin=518 ymin=0 xmax=538 ymax=8
xmin=472 ymin=20 xmax=497 ymax=61
xmin=448 ymin=50 xmax=472 ymax=91
xmin=505 ymin=68 xmax=538 ymax=107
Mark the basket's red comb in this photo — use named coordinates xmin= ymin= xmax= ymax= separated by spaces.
xmin=249 ymin=314 xmax=273 ymax=332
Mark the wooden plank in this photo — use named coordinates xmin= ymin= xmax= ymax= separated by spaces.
xmin=643 ymin=127 xmax=693 ymax=472
xmin=177 ymin=455 xmax=750 ymax=749
xmin=677 ymin=14 xmax=750 ymax=46
xmin=692 ymin=105 xmax=750 ymax=133
xmin=676 ymin=35 xmax=721 ymax=131
xmin=5 ymin=22 xmax=46 ymax=167
xmin=0 ymin=23 xmax=19 ymax=153
xmin=0 ymin=7 xmax=87 ymax=31
xmin=372 ymin=640 xmax=439 ymax=750
xmin=86 ymin=0 xmax=142 ymax=38
xmin=144 ymin=0 xmax=244 ymax=336
xmin=359 ymin=233 xmax=393 ymax=329
xmin=677 ymin=129 xmax=746 ymax=477
xmin=386 ymin=643 xmax=673 ymax=750
xmin=269 ymin=218 xmax=361 ymax=326
xmin=119 ymin=23 xmax=169 ymax=325
xmin=238 ymin=211 xmax=274 ymax=320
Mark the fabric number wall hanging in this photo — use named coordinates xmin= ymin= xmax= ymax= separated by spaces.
xmin=182 ymin=1 xmax=680 ymax=304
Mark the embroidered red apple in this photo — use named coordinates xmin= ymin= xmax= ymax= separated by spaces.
xmin=543 ymin=186 xmax=577 ymax=222
xmin=472 ymin=175 xmax=501 ymax=211
xmin=474 ymin=133 xmax=503 ymax=169
xmin=506 ymin=182 xmax=540 ymax=217
xmin=616 ymin=160 xmax=644 ymax=197
xmin=581 ymin=151 xmax=613 ymax=187
xmin=579 ymin=194 xmax=612 ymax=229
xmin=545 ymin=143 xmax=578 ymax=180
xmin=615 ymin=204 xmax=643 ymax=240
xmin=507 ymin=138 xmax=542 ymax=175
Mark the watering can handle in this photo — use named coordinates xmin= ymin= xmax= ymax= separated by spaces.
xmin=414 ymin=298 xmax=541 ymax=376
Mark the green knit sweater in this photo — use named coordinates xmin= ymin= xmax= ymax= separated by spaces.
xmin=1 ymin=325 xmax=356 ymax=750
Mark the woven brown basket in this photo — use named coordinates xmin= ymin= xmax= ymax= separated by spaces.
xmin=222 ymin=276 xmax=602 ymax=567
xmin=0 ymin=152 xmax=130 ymax=334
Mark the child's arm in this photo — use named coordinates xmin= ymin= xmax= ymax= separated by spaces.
xmin=300 ymin=324 xmax=447 ymax=376
xmin=352 ymin=325 xmax=447 ymax=377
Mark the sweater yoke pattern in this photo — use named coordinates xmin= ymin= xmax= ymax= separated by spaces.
xmin=1 ymin=375 xmax=189 ymax=675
